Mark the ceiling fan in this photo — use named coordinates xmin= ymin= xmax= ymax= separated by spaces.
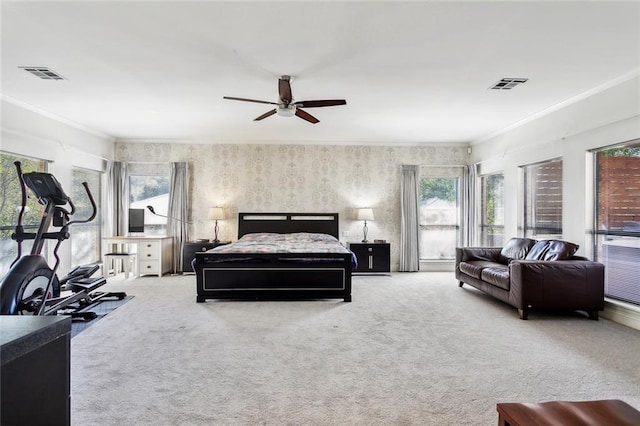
xmin=223 ymin=75 xmax=346 ymax=124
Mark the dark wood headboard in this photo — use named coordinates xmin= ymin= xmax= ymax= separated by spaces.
xmin=237 ymin=213 xmax=339 ymax=239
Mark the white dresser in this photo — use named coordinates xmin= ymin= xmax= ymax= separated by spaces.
xmin=103 ymin=236 xmax=173 ymax=277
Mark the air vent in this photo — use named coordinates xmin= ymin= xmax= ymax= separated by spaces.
xmin=19 ymin=67 xmax=66 ymax=80
xmin=490 ymin=78 xmax=528 ymax=90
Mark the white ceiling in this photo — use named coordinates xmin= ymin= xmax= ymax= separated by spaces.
xmin=2 ymin=1 xmax=639 ymax=145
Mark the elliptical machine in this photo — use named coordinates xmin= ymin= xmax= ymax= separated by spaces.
xmin=0 ymin=161 xmax=125 ymax=319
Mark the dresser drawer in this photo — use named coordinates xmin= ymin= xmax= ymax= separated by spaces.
xmin=139 ymin=260 xmax=160 ymax=275
xmin=139 ymin=241 xmax=160 ymax=259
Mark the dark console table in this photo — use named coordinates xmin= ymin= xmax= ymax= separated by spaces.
xmin=1 ymin=315 xmax=71 ymax=426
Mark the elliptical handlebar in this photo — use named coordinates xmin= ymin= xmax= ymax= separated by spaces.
xmin=67 ymin=181 xmax=97 ymax=226
xmin=12 ymin=162 xmax=28 ymax=263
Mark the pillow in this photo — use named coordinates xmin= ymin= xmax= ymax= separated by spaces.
xmin=500 ymin=237 xmax=537 ymax=261
xmin=524 ymin=240 xmax=550 ymax=260
xmin=524 ymin=240 xmax=579 ymax=261
xmin=543 ymin=240 xmax=579 ymax=261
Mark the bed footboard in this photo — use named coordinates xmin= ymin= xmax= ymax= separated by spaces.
xmin=194 ymin=252 xmax=353 ymax=302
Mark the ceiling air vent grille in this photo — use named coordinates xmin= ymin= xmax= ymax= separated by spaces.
xmin=19 ymin=66 xmax=66 ymax=80
xmin=490 ymin=78 xmax=528 ymax=90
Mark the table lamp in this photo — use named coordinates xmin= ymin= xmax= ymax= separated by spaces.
xmin=208 ymin=207 xmax=225 ymax=243
xmin=356 ymin=208 xmax=374 ymax=242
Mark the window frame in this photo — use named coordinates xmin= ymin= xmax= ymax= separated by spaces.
xmin=418 ymin=167 xmax=463 ymax=261
xmin=0 ymin=152 xmax=49 ymax=276
xmin=479 ymin=172 xmax=505 ymax=247
xmin=592 ymin=139 xmax=640 ymax=306
xmin=520 ymin=157 xmax=563 ymax=239
xmin=127 ymin=163 xmax=171 ymax=236
xmin=70 ymin=166 xmax=103 ymax=266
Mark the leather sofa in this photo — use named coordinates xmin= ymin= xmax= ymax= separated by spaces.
xmin=455 ymin=238 xmax=605 ymax=320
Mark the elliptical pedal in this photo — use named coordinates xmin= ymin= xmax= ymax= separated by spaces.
xmin=65 ymin=276 xmax=107 ymax=293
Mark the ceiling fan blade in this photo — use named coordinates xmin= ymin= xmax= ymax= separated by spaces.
xmin=279 ymin=76 xmax=293 ymax=104
xmin=223 ymin=96 xmax=277 ymax=105
xmin=254 ymin=109 xmax=277 ymax=121
xmin=294 ymin=99 xmax=347 ymax=108
xmin=295 ymin=108 xmax=319 ymax=124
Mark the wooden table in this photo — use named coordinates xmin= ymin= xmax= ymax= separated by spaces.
xmin=497 ymin=399 xmax=640 ymax=425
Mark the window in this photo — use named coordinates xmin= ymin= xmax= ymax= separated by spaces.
xmin=70 ymin=167 xmax=102 ymax=266
xmin=593 ymin=140 xmax=640 ymax=306
xmin=128 ymin=165 xmax=170 ymax=236
xmin=521 ymin=158 xmax=563 ymax=239
xmin=479 ymin=173 xmax=504 ymax=246
xmin=419 ymin=170 xmax=461 ymax=260
xmin=0 ymin=153 xmax=48 ymax=276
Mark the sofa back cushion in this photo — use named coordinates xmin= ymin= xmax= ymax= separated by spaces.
xmin=500 ymin=237 xmax=537 ymax=261
xmin=524 ymin=239 xmax=579 ymax=261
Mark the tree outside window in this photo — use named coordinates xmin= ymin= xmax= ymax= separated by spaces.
xmin=419 ymin=176 xmax=460 ymax=260
xmin=0 ymin=153 xmax=48 ymax=276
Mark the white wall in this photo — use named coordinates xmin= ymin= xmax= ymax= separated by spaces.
xmin=1 ymin=98 xmax=115 ymax=273
xmin=472 ymin=74 xmax=640 ymax=259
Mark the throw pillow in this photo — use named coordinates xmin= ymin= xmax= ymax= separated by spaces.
xmin=543 ymin=240 xmax=579 ymax=261
xmin=525 ymin=240 xmax=550 ymax=260
xmin=524 ymin=240 xmax=580 ymax=261
xmin=500 ymin=237 xmax=537 ymax=261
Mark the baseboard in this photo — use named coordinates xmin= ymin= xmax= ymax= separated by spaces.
xmin=419 ymin=261 xmax=455 ymax=272
xmin=602 ymin=299 xmax=640 ymax=331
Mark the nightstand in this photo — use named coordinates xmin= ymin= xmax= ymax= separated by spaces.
xmin=349 ymin=242 xmax=391 ymax=273
xmin=182 ymin=241 xmax=230 ymax=273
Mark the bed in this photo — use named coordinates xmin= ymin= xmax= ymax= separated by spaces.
xmin=193 ymin=213 xmax=354 ymax=303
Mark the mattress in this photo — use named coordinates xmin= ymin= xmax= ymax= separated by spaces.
xmin=206 ymin=232 xmax=358 ymax=266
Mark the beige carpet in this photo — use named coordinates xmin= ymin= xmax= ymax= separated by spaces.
xmin=71 ymin=272 xmax=640 ymax=425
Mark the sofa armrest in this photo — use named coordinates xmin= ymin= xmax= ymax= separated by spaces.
xmin=509 ymin=260 xmax=605 ymax=310
xmin=455 ymin=247 xmax=503 ymax=264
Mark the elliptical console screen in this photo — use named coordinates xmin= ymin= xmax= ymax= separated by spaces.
xmin=22 ymin=172 xmax=70 ymax=206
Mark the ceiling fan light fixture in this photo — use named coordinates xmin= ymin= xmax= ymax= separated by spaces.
xmin=277 ymin=105 xmax=295 ymax=117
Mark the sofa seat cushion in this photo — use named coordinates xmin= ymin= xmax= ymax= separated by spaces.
xmin=459 ymin=261 xmax=503 ymax=279
xmin=480 ymin=265 xmax=510 ymax=291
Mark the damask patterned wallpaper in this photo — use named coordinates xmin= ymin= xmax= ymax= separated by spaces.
xmin=115 ymin=142 xmax=468 ymax=270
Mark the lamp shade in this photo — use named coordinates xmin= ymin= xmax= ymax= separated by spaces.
xmin=208 ymin=207 xmax=225 ymax=220
xmin=356 ymin=208 xmax=374 ymax=221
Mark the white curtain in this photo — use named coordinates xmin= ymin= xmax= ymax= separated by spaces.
xmin=106 ymin=161 xmax=128 ymax=237
xmin=167 ymin=162 xmax=190 ymax=273
xmin=400 ymin=165 xmax=420 ymax=271
xmin=461 ymin=163 xmax=478 ymax=247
